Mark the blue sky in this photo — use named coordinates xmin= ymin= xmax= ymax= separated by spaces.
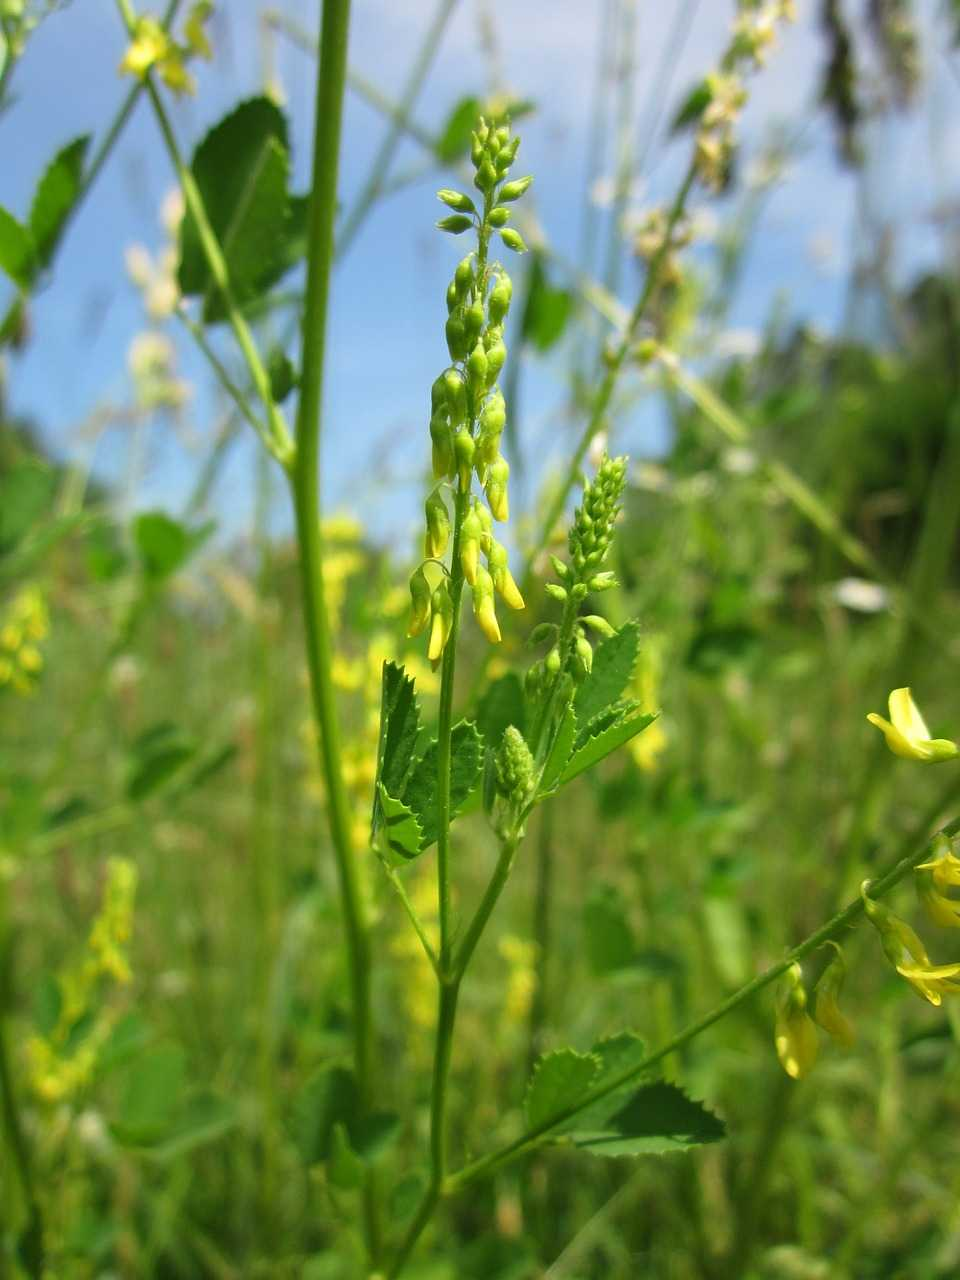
xmin=3 ymin=0 xmax=959 ymax=546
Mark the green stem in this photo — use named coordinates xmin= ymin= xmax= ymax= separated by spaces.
xmin=445 ymin=816 xmax=960 ymax=1191
xmin=175 ymin=305 xmax=273 ymax=452
xmin=523 ymin=164 xmax=696 ymax=585
xmin=382 ymin=863 xmax=439 ymax=976
xmin=526 ymin=806 xmax=554 ymax=1074
xmin=113 ymin=0 xmax=292 ymax=466
xmin=287 ymin=0 xmax=381 ymax=1265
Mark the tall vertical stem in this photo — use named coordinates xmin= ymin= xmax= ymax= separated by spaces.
xmin=289 ymin=0 xmax=380 ymax=1263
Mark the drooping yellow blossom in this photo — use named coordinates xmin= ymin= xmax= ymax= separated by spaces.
xmin=119 ymin=4 xmax=215 ymax=97
xmin=813 ymin=942 xmax=855 ymax=1048
xmin=0 ymin=586 xmax=48 ymax=695
xmin=866 ymin=687 xmax=958 ymax=763
xmin=915 ymin=834 xmax=960 ymax=930
xmin=861 ymin=881 xmax=960 ymax=1006
xmin=774 ymin=962 xmax=819 ymax=1079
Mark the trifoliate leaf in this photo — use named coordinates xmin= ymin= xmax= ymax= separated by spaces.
xmin=559 ymin=711 xmax=656 ymax=786
xmin=404 ymin=720 xmax=483 ymax=850
xmin=371 ymin=661 xmax=422 ymax=843
xmin=573 ymin=620 xmax=642 ymax=727
xmin=374 ymin=784 xmax=423 ymax=863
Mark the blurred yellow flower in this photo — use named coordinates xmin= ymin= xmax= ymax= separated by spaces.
xmin=774 ymin=962 xmax=818 ymax=1079
xmin=867 ymin=687 xmax=958 ymax=763
xmin=813 ymin=942 xmax=855 ymax=1048
xmin=915 ymin=834 xmax=960 ymax=930
xmin=862 ymin=881 xmax=960 ymax=1006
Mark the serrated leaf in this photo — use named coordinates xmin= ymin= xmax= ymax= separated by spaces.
xmin=559 ymin=712 xmax=656 ymax=786
xmin=0 ymin=207 xmax=36 ymax=288
xmin=403 ymin=721 xmax=484 ymax=850
xmin=525 ymin=1049 xmax=599 ymax=1131
xmin=435 ymin=95 xmax=481 ymax=162
xmin=371 ymin=662 xmax=422 ymax=843
xmin=574 ymin=620 xmax=642 ymax=727
xmin=570 ymin=1081 xmax=726 ymax=1157
xmin=29 ymin=135 xmax=90 ymax=268
xmin=475 ymin=672 xmax=526 ymax=747
xmin=561 ymin=1032 xmax=648 ymax=1134
xmin=583 ymin=884 xmax=636 ymax=975
xmin=178 ymin=97 xmax=298 ymax=322
xmin=574 ymin=698 xmax=641 ymax=752
xmin=375 ymin=784 xmax=423 ymax=862
xmin=538 ymin=703 xmax=577 ymax=796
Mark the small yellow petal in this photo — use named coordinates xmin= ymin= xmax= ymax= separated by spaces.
xmin=889 ymin=687 xmax=931 ymax=742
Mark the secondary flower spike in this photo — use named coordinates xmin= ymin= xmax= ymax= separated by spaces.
xmin=866 ymin=687 xmax=958 ymax=763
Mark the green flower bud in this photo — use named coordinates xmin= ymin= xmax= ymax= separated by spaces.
xmin=485 ymin=454 xmax=509 ymax=522
xmin=569 ymin=454 xmax=628 ymax=575
xmin=571 ymin=581 xmax=588 ymax=601
xmin=472 ymin=565 xmax=501 ymax=644
xmin=476 ymin=499 xmax=493 ymax=553
xmin=466 ymin=341 xmax=488 ymax=396
xmin=487 ymin=130 xmax=501 ymax=157
xmin=454 ymin=429 xmax=476 ymax=491
xmin=424 ymin=490 xmax=451 ymax=558
xmin=446 ymin=281 xmax=459 ymax=313
xmin=407 ymin=565 xmax=431 ymax=637
xmin=528 ymin=622 xmax=558 ymax=646
xmin=470 ymin=133 xmax=484 ymax=166
xmin=496 ymin=725 xmax=536 ymax=807
xmin=545 ymin=583 xmax=567 ymax=604
xmin=474 ymin=157 xmax=498 ymax=193
xmin=437 ymin=214 xmax=473 ymax=234
xmin=478 ymin=389 xmax=506 ymax=466
xmin=431 ymin=373 xmax=448 ymax=412
xmin=488 ymin=206 xmax=511 ymax=228
xmin=464 ymin=301 xmax=485 ymax=347
xmin=429 ymin=412 xmax=454 ymax=479
xmin=487 ymin=538 xmax=524 ymax=610
xmin=574 ymin=631 xmax=594 ymax=676
xmin=500 ymin=227 xmax=527 ymax=253
xmin=488 ymin=274 xmax=513 ymax=323
xmin=587 ymin=571 xmax=617 ymax=592
xmin=460 ymin=502 xmax=483 ymax=585
xmin=446 ymin=312 xmax=468 ymax=361
xmin=549 ymin=555 xmax=569 ymax=580
xmin=496 ymin=136 xmax=521 ymax=172
xmin=581 ymin=614 xmax=615 ymax=638
xmin=499 ymin=174 xmax=532 ymax=202
xmin=495 ymin=124 xmax=511 ymax=147
xmin=437 ymin=189 xmax=476 ymax=214
xmin=443 ymin=369 xmax=467 ymax=427
xmin=545 ymin=646 xmax=561 ymax=675
xmin=485 ymin=337 xmax=506 ymax=387
xmin=428 ymin=581 xmax=454 ymax=665
xmin=454 ymin=254 xmax=475 ymax=295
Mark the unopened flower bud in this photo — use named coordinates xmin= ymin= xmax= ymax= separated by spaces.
xmin=485 ymin=337 xmax=506 ymax=386
xmin=443 ymin=369 xmax=467 ymax=427
xmin=430 ymin=412 xmax=454 ymax=479
xmin=529 ymin=622 xmax=558 ymax=646
xmin=487 ymin=539 xmax=524 ymax=610
xmin=581 ymin=614 xmax=615 ymax=638
xmin=496 ymin=136 xmax=521 ymax=172
xmin=499 ymin=174 xmax=532 ymax=202
xmin=446 ymin=281 xmax=459 ymax=313
xmin=424 ymin=490 xmax=450 ymax=558
xmin=813 ymin=943 xmax=855 ymax=1048
xmin=478 ymin=390 xmax=506 ymax=466
xmin=437 ymin=189 xmax=475 ymax=213
xmin=545 ymin=646 xmax=561 ymax=675
xmin=454 ymin=254 xmax=475 ymax=295
xmin=549 ymin=555 xmax=569 ymax=580
xmin=460 ymin=503 xmax=483 ymax=585
xmin=488 ymin=206 xmax=510 ymax=228
xmin=454 ymin=429 xmax=476 ymax=491
xmin=472 ymin=566 xmax=501 ymax=643
xmin=437 ymin=214 xmax=473 ymax=234
xmin=485 ymin=454 xmax=509 ymax=522
xmin=466 ymin=341 xmax=488 ymax=396
xmin=496 ymin=725 xmax=536 ymax=807
xmin=774 ymin=963 xmax=819 ymax=1080
xmin=476 ymin=500 xmax=493 ymax=553
xmin=587 ymin=571 xmax=617 ymax=592
xmin=446 ymin=311 xmax=468 ymax=361
xmin=574 ymin=631 xmax=594 ymax=676
xmin=488 ymin=274 xmax=513 ymax=323
xmin=500 ymin=228 xmax=528 ymax=254
xmin=428 ymin=582 xmax=454 ymax=664
xmin=464 ymin=301 xmax=485 ymax=347
xmin=545 ymin=583 xmax=567 ymax=604
xmin=407 ymin=566 xmax=432 ymax=637
xmin=475 ymin=157 xmax=498 ymax=192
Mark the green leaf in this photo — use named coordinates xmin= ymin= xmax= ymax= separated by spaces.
xmin=0 ymin=208 xmax=36 ymax=288
xmin=374 ymin=784 xmax=423 ymax=862
xmin=561 ymin=1032 xmax=648 ymax=1134
xmin=671 ymin=78 xmax=713 ymax=132
xmin=570 ymin=1081 xmax=726 ymax=1157
xmin=0 ymin=459 xmax=56 ymax=556
xmin=583 ymin=884 xmax=636 ymax=975
xmin=292 ymin=1066 xmax=399 ymax=1167
xmin=403 ymin=720 xmax=483 ymax=851
xmin=475 ymin=672 xmax=526 ymax=747
xmin=126 ymin=723 xmax=197 ymax=801
xmin=435 ymin=95 xmax=481 ymax=162
xmin=559 ymin=711 xmax=656 ymax=786
xmin=178 ymin=97 xmax=298 ymax=322
xmin=141 ymin=1091 xmax=239 ymax=1162
xmin=574 ymin=620 xmax=641 ymax=727
xmin=29 ymin=135 xmax=90 ymax=268
xmin=521 ymin=253 xmax=572 ymax=353
xmin=574 ymin=698 xmax=641 ymax=752
xmin=267 ymin=348 xmax=297 ymax=402
xmin=133 ymin=512 xmax=212 ymax=582
xmin=112 ymin=1043 xmax=187 ymax=1145
xmin=538 ymin=703 xmax=577 ymax=796
xmin=371 ymin=661 xmax=422 ymax=844
xmin=525 ymin=1048 xmax=599 ymax=1131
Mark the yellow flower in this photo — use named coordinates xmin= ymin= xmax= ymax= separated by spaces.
xmin=915 ymin=834 xmax=960 ymax=930
xmin=866 ymin=687 xmax=958 ymax=763
xmin=119 ymin=16 xmax=169 ymax=77
xmin=862 ymin=881 xmax=960 ymax=1006
xmin=183 ymin=1 xmax=213 ymax=60
xmin=774 ymin=962 xmax=819 ymax=1079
